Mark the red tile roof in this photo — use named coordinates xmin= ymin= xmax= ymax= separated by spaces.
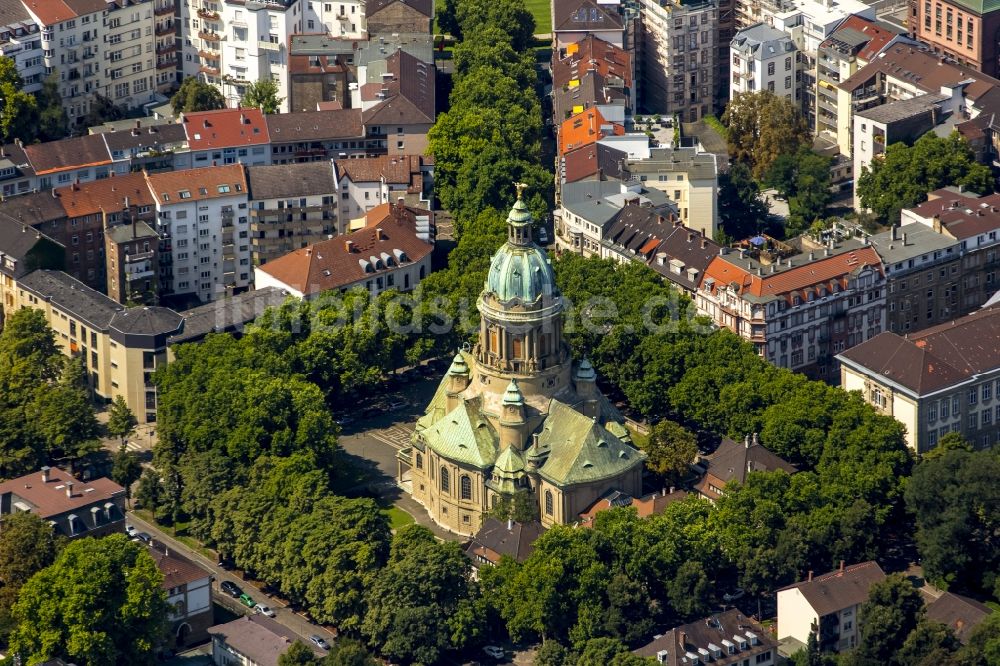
xmin=553 ymin=35 xmax=633 ymax=89
xmin=145 ymin=164 xmax=248 ymax=205
xmin=0 ymin=467 xmax=124 ymax=518
xmin=55 ymin=172 xmax=155 ymax=219
xmin=577 ymin=488 xmax=688 ymax=526
xmin=182 ymin=108 xmax=270 ymax=149
xmin=701 ymin=247 xmax=884 ymax=303
xmin=23 ymin=0 xmax=78 ymax=25
xmin=24 ymin=134 xmax=112 ymax=175
xmin=559 ymin=107 xmax=624 ymax=155
xmin=335 ymin=155 xmax=424 ymax=192
xmin=824 ymin=15 xmax=896 ymax=63
xmin=148 ymin=546 xmax=211 ymax=589
xmin=257 ymin=202 xmax=433 ymax=296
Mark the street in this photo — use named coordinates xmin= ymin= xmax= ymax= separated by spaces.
xmin=126 ymin=512 xmax=338 ymax=650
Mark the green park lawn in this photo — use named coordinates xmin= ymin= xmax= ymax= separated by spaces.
xmin=381 ymin=505 xmax=416 ymax=531
xmin=525 ymin=0 xmax=552 ymax=35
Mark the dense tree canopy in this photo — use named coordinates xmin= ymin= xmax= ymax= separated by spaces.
xmin=0 ymin=512 xmax=58 ymax=641
xmin=721 ymin=91 xmax=811 ymax=180
xmin=857 ymin=131 xmax=993 ymax=221
xmin=0 ymin=56 xmax=38 ymax=144
xmin=170 ymin=76 xmax=226 ymax=114
xmin=241 ymin=78 xmax=284 ymax=114
xmin=10 ymin=535 xmax=167 ymax=665
xmin=764 ymin=148 xmax=833 ymax=238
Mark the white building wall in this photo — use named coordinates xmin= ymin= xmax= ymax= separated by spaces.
xmin=776 ymin=587 xmax=819 ymax=644
xmin=302 ymin=0 xmax=365 ymax=38
xmin=0 ymin=21 xmax=44 ymax=94
xmin=105 ymin=1 xmax=158 ymax=110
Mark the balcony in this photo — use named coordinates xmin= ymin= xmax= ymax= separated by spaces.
xmin=199 ymin=64 xmax=220 ymax=75
xmin=198 ymin=30 xmax=222 ymax=41
xmin=154 ymin=3 xmax=174 ymax=16
xmin=196 ymin=9 xmax=220 ymax=20
xmin=852 ymin=86 xmax=879 ymax=103
xmin=125 ymin=250 xmax=155 ymax=262
xmin=258 ymin=40 xmax=280 ymax=51
xmin=197 ymin=49 xmax=218 ymax=59
xmin=157 ymin=43 xmax=178 ymax=55
xmin=157 ymin=58 xmax=177 ymax=69
xmin=155 ymin=23 xmax=174 ymax=36
xmin=126 ymin=268 xmax=156 ymax=281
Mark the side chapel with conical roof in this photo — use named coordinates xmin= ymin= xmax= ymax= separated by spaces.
xmin=398 ymin=185 xmax=645 ymax=535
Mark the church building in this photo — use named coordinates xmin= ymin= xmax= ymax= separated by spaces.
xmin=398 ymin=186 xmax=646 ymax=536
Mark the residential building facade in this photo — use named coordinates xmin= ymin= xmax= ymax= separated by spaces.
xmin=838 ymin=306 xmax=1000 ymax=452
xmin=623 ymin=145 xmax=719 ymax=237
xmin=0 ymin=1 xmax=43 ymax=94
xmin=635 ymin=608 xmax=779 ymax=665
xmin=910 ymin=0 xmax=1000 ymax=77
xmin=730 ymin=22 xmax=800 ymax=101
xmin=148 ymin=544 xmax=214 ymax=648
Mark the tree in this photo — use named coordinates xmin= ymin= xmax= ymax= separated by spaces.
xmin=27 ymin=355 xmax=102 ymax=464
xmin=135 ymin=467 xmax=163 ymax=512
xmin=322 ymin=638 xmax=378 ymax=666
xmin=241 ymin=78 xmax=284 ymax=114
xmin=111 ymin=445 xmax=142 ymax=504
xmin=905 ymin=449 xmax=1000 ymax=594
xmin=721 ymin=91 xmax=811 ymax=179
xmin=764 ymin=149 xmax=833 ymax=238
xmin=10 ymin=535 xmax=168 ymax=666
xmin=920 ymin=431 xmax=971 ymax=461
xmin=171 ymin=76 xmax=225 ymax=114
xmin=850 ymin=574 xmax=925 ymax=666
xmin=107 ymin=395 xmax=137 ymax=443
xmin=0 ymin=512 xmax=57 ymax=641
xmin=857 ymin=131 xmax=992 ymax=221
xmin=957 ymin=611 xmax=1000 ymax=665
xmin=278 ymin=641 xmax=319 ymax=665
xmin=642 ymin=419 xmax=697 ymax=479
xmin=36 ymin=73 xmax=69 ymax=142
xmin=535 ymin=639 xmax=572 ymax=666
xmin=83 ymin=93 xmax=125 ymax=128
xmin=717 ymin=162 xmax=771 ymax=242
xmin=0 ymin=56 xmax=38 ymax=144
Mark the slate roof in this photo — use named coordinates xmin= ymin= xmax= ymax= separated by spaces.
xmin=553 ymin=0 xmax=624 ymax=33
xmin=24 ymin=134 xmax=112 ymax=175
xmin=643 ymin=223 xmax=721 ymax=293
xmin=0 ymin=0 xmax=31 ymax=25
xmin=148 ymin=545 xmax=211 ymax=589
xmin=634 ymin=609 xmax=778 ymax=665
xmin=265 ymin=109 xmax=364 ymax=142
xmin=695 ymin=437 xmax=797 ymax=500
xmin=0 ymin=467 xmax=124 ymax=518
xmin=255 ymin=203 xmax=433 ymax=296
xmin=561 ymin=141 xmax=627 ymax=183
xmin=169 ymin=287 xmax=290 ymax=345
xmin=361 ymin=50 xmax=435 ymax=125
xmin=366 ymin=0 xmax=433 ymax=17
xmin=247 ymin=162 xmax=337 ymax=200
xmin=778 ymin=562 xmax=886 ymax=616
xmin=561 ymin=180 xmax=672 ymax=229
xmin=109 ymin=307 xmax=184 ymax=337
xmin=0 ymin=216 xmax=63 ymax=277
xmin=838 ymin=306 xmax=1000 ymax=395
xmin=527 ymin=400 xmax=645 ymax=486
xmin=925 ymin=592 xmax=993 ymax=644
xmin=182 ymin=108 xmax=270 ymax=149
xmin=54 ymin=172 xmax=155 ymax=218
xmin=18 ymin=270 xmax=122 ymax=329
xmin=465 ymin=518 xmax=545 ymax=565
xmin=100 ymin=122 xmax=188 ymax=154
xmin=0 ymin=190 xmax=67 ymax=227
xmin=905 ymin=188 xmax=1000 ymax=240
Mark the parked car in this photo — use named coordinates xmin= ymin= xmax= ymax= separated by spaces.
xmin=723 ymin=588 xmax=745 ymax=602
xmin=483 ymin=646 xmax=505 ymax=659
xmin=220 ymin=581 xmax=242 ymax=598
xmin=309 ymin=635 xmax=331 ymax=650
xmin=135 ymin=532 xmax=152 ymax=545
xmin=239 ymin=593 xmax=255 ymax=608
xmin=254 ymin=603 xmax=276 ymax=618
xmin=125 ymin=524 xmax=137 ymax=537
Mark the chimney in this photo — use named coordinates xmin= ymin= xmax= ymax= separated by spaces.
xmin=507 ymin=518 xmax=513 ymax=531
xmin=376 ymin=227 xmax=384 ymax=240
xmin=809 ymin=251 xmax=815 ymax=261
xmin=902 ymin=232 xmax=908 ymax=245
xmin=396 ymin=196 xmax=405 ymax=207
xmin=808 ymin=570 xmax=814 ymax=582
xmin=701 ymin=238 xmax=708 ymax=249
xmin=824 ymin=247 xmax=831 ymax=257
xmin=662 ymin=487 xmax=667 ymax=497
xmin=744 ymin=434 xmax=750 ymax=449
xmin=344 ymin=240 xmax=355 ymax=252
xmin=202 ymin=119 xmax=209 ymax=128
xmin=41 ymin=466 xmax=50 ymax=483
xmin=240 ymin=113 xmax=247 ymax=125
xmin=669 ymin=486 xmax=675 ymax=494
xmin=839 ymin=560 xmax=845 ymax=573
xmin=65 ymin=481 xmax=74 ymax=498
xmin=679 ymin=631 xmax=687 ymax=649
xmin=752 ymin=432 xmax=759 ymax=447
xmin=890 ymin=225 xmax=897 ymax=241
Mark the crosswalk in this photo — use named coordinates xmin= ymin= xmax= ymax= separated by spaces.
xmin=124 ymin=441 xmax=144 ymax=453
xmin=369 ymin=425 xmax=414 ymax=451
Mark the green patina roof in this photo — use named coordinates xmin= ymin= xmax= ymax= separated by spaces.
xmin=950 ymin=0 xmax=1000 ymax=14
xmin=421 ymin=397 xmax=499 ymax=469
xmin=503 ymin=379 xmax=525 ymax=406
xmin=448 ymin=352 xmax=469 ymax=376
xmin=486 ymin=243 xmax=559 ymax=305
xmin=527 ymin=401 xmax=645 ymax=486
xmin=507 ymin=196 xmax=533 ymax=227
xmin=495 ymin=446 xmax=525 ymax=474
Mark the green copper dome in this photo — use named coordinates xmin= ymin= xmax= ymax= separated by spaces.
xmin=484 ymin=190 xmax=558 ymax=305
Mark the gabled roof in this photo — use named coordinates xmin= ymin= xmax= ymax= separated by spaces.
xmin=465 ymin=518 xmax=545 ymax=565
xmin=255 ymin=202 xmax=433 ymax=296
xmin=838 ymin=306 xmax=1000 ymax=395
xmin=552 ymin=35 xmax=633 ymax=89
xmin=0 ymin=190 xmax=67 ymax=226
xmin=22 ymin=0 xmax=102 ymax=26
xmin=366 ymin=0 xmax=433 ymax=18
xmin=905 ymin=188 xmax=1000 ymax=240
xmin=528 ymin=400 xmax=645 ymax=486
xmin=925 ymin=591 xmax=993 ymax=644
xmin=18 ymin=270 xmax=122 ymax=329
xmin=361 ymin=50 xmax=435 ymax=125
xmin=208 ymin=615 xmax=320 ymax=666
xmin=778 ymin=562 xmax=886 ymax=616
xmin=553 ymin=0 xmax=624 ymax=34
xmin=695 ymin=437 xmax=797 ymax=500
xmin=0 ymin=209 xmax=64 ymax=278
xmin=553 ymin=70 xmax=626 ymax=123
xmin=0 ymin=467 xmax=124 ymax=518
xmin=578 ymin=487 xmax=688 ymax=526
xmin=559 ymin=107 xmax=625 ymax=155
xmin=182 ymin=108 xmax=270 ymax=149
xmin=145 ymin=164 xmax=248 ymax=206
xmin=634 ymin=609 xmax=778 ymax=664
xmin=644 ymin=224 xmax=721 ymax=292
xmin=422 ymin=397 xmax=499 ymax=468
xmin=247 ymin=162 xmax=337 ymax=200
xmin=148 ymin=545 xmax=211 ymax=590
xmin=101 ymin=122 xmax=188 ymax=154
xmin=265 ymin=109 xmax=364 ymax=142
xmin=24 ymin=134 xmax=112 ymax=175
xmin=335 ymin=154 xmax=424 ymax=191
xmin=562 ymin=142 xmax=627 ymax=183
xmin=54 ymin=172 xmax=154 ymax=218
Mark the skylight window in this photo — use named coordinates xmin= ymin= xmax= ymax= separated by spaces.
xmin=179 ymin=190 xmax=191 ymax=199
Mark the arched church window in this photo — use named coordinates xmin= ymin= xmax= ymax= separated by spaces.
xmin=415 ymin=453 xmax=423 ymax=470
xmin=460 ymin=475 xmax=472 ymax=500
xmin=440 ymin=467 xmax=450 ymax=493
xmin=544 ymin=490 xmax=553 ymax=516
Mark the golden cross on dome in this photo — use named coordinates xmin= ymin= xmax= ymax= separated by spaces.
xmin=514 ymin=182 xmax=528 ymax=200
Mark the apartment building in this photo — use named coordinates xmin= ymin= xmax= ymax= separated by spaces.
xmin=730 ymin=23 xmax=800 ymax=101
xmin=16 ymin=269 xmax=183 ymax=422
xmin=334 ymin=154 xmax=429 ymax=227
xmin=557 ymin=179 xmax=676 ymax=256
xmin=814 ymin=16 xmax=897 ymax=155
xmin=146 ymin=164 xmax=251 ymax=301
xmin=178 ymin=107 xmax=271 ymax=168
xmin=365 ymin=0 xmax=432 ymax=35
xmin=302 ymin=0 xmax=365 ymax=38
xmin=0 ymin=466 xmax=126 ymax=540
xmin=287 ymin=34 xmax=353 ymax=112
xmin=635 ymin=608 xmax=779 ymax=665
xmin=152 ymin=0 xmax=177 ymax=92
xmin=0 ymin=0 xmax=43 ymax=93
xmin=695 ymin=237 xmax=885 ymax=380
xmin=622 ymin=145 xmax=719 ymax=237
xmin=246 ymin=161 xmax=337 ymax=265
xmin=840 ymin=306 xmax=1000 ymax=452
xmin=355 ymin=49 xmax=436 ymax=156
xmin=254 ymin=200 xmax=433 ymax=299
xmin=0 ymin=212 xmax=65 ymax=319
xmin=910 ymin=0 xmax=1000 ymax=77
xmin=103 ymin=0 xmax=158 ymax=111
xmin=266 ymin=109 xmax=370 ymax=163
xmin=148 ymin=544 xmax=214 ymax=648
xmin=552 ymin=35 xmax=635 ymax=117
xmin=182 ymin=0 xmax=303 ymax=110
xmin=552 ymin=0 xmax=627 ymax=50
xmin=105 ymin=213 xmax=161 ymax=305
xmin=638 ymin=0 xmax=718 ymax=121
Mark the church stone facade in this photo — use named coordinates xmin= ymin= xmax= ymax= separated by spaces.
xmin=398 ymin=189 xmax=646 ymax=536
